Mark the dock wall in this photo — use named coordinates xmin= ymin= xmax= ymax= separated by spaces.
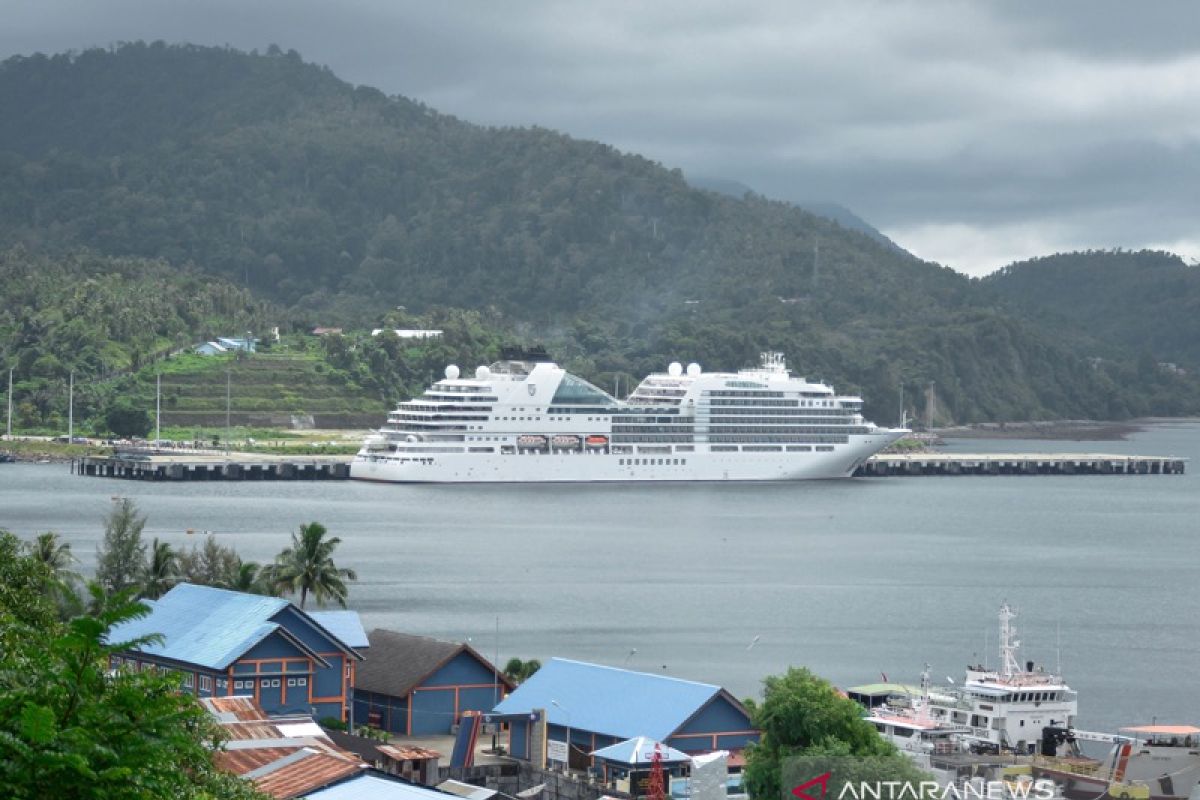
xmin=857 ymin=453 xmax=1185 ymax=477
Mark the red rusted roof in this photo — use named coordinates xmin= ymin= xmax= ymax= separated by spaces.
xmin=377 ymin=744 xmax=442 ymax=761
xmin=215 ymin=746 xmax=303 ymax=775
xmin=222 ymin=720 xmax=289 ymax=740
xmin=253 ymin=750 xmax=364 ymax=799
xmin=205 ymin=695 xmax=270 ymax=721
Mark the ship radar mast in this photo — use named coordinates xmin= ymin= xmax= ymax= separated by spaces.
xmin=760 ymin=351 xmax=789 ymax=374
xmin=999 ymin=603 xmax=1022 ymax=678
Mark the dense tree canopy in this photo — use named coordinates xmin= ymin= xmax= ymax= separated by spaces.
xmin=0 ymin=530 xmax=266 ymax=799
xmin=1 ymin=43 xmax=1198 ymax=427
xmin=743 ymin=667 xmax=927 ymax=800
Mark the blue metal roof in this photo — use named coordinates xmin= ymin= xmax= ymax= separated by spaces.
xmin=306 ymin=775 xmax=450 ymax=800
xmin=107 ymin=583 xmax=291 ymax=670
xmin=491 ymin=658 xmax=722 ymax=741
xmin=310 ymin=611 xmax=369 ymax=649
xmin=591 ymin=736 xmax=692 ymax=764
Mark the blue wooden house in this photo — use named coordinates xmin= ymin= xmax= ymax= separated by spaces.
xmin=353 ymin=629 xmax=514 ymax=736
xmin=107 ymin=583 xmax=363 ymax=721
xmin=490 ymin=658 xmax=758 ymax=770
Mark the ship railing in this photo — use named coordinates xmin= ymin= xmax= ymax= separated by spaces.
xmin=1031 ymin=756 xmax=1107 ymax=778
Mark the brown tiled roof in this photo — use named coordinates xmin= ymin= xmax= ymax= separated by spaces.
xmin=253 ymin=750 xmax=364 ymax=799
xmin=357 ymin=629 xmax=513 ymax=699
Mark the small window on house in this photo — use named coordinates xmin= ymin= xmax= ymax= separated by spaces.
xmin=298 ymin=677 xmax=307 ymax=686
xmin=200 ymin=676 xmax=213 ymax=691
xmin=270 ymin=679 xmax=280 ymax=688
xmin=182 ymin=673 xmax=195 ymax=689
xmin=288 ymin=678 xmax=297 ymax=687
xmin=345 ymin=665 xmax=352 ymax=679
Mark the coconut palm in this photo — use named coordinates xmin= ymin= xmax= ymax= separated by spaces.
xmin=140 ymin=537 xmax=180 ymax=600
xmin=270 ymin=522 xmax=356 ymax=609
xmin=26 ymin=531 xmax=80 ymax=585
xmin=224 ymin=558 xmax=274 ymax=595
xmin=503 ymin=657 xmax=542 ymax=684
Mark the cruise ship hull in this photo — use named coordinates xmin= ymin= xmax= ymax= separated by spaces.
xmin=350 ymin=432 xmax=903 ymax=483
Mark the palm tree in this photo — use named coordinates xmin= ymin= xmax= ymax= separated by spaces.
xmin=270 ymin=522 xmax=357 ymax=609
xmin=503 ymin=657 xmax=542 ymax=684
xmin=26 ymin=531 xmax=80 ymax=585
xmin=224 ymin=558 xmax=273 ymax=595
xmin=141 ymin=537 xmax=179 ymax=600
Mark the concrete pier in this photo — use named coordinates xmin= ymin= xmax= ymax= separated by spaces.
xmin=74 ymin=452 xmax=353 ymax=481
xmin=857 ymin=452 xmax=1186 ymax=477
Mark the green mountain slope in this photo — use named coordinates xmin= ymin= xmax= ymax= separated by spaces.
xmin=1 ymin=43 xmax=1197 ymax=425
xmin=984 ymin=250 xmax=1200 ymax=369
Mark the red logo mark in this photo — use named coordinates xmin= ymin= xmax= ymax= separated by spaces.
xmin=792 ymin=772 xmax=831 ymax=800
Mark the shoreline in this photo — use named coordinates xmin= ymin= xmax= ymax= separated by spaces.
xmin=935 ymin=420 xmax=1146 ymax=441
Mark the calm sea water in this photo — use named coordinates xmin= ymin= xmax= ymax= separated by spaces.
xmin=3 ymin=421 xmax=1198 ymax=733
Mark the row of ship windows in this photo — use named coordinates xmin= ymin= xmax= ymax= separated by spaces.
xmin=612 ymin=425 xmax=695 ymax=433
xmin=710 ymin=435 xmax=851 ymax=444
xmin=711 ymin=444 xmax=836 ymax=452
xmin=619 ymin=458 xmax=688 ymax=466
xmin=709 ymin=426 xmax=867 ymax=435
xmin=426 ymin=388 xmax=497 ymax=397
xmin=708 ymin=407 xmax=852 ymax=416
xmin=706 ymin=390 xmax=785 ymax=398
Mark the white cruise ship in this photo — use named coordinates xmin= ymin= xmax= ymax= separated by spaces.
xmin=350 ymin=348 xmax=905 ymax=483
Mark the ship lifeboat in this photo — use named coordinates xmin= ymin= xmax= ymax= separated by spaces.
xmin=516 ymin=435 xmax=548 ymax=449
xmin=585 ymin=435 xmax=608 ymax=448
xmin=551 ymin=435 xmax=581 ymax=449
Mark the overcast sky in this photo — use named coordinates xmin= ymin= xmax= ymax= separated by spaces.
xmin=3 ymin=0 xmax=1198 ymax=275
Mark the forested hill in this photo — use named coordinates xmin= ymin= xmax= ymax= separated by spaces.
xmin=0 ymin=42 xmax=963 ymax=319
xmin=984 ymin=250 xmax=1200 ymax=369
xmin=0 ymin=42 xmax=1197 ymax=424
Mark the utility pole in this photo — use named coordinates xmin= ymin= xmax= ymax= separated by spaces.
xmin=68 ymin=371 xmax=74 ymax=442
xmin=493 ymin=616 xmax=501 ymax=752
xmin=812 ymin=239 xmax=821 ymax=290
xmin=6 ymin=367 xmax=12 ymax=438
xmin=926 ymin=381 xmax=936 ymax=431
xmin=155 ymin=372 xmax=162 ymax=447
xmin=225 ymin=369 xmax=231 ymax=457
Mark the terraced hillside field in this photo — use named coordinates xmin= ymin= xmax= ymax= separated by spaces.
xmin=132 ymin=352 xmax=388 ymax=429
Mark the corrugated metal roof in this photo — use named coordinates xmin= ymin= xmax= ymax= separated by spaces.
xmin=438 ymin=779 xmax=496 ymax=800
xmin=491 ymin=658 xmax=722 ymax=741
xmin=203 ymin=695 xmax=270 ymax=722
xmin=307 ymin=774 xmax=452 ymax=800
xmin=216 ymin=746 xmax=305 ymax=776
xmin=590 ymin=737 xmax=691 ymax=764
xmin=845 ymin=683 xmax=921 ymax=698
xmin=253 ymin=750 xmax=363 ymax=799
xmin=107 ymin=583 xmax=289 ymax=669
xmin=310 ymin=611 xmax=370 ymax=649
xmin=377 ymin=744 xmax=442 ymax=761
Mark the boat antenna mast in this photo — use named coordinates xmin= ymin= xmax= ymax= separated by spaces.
xmin=999 ymin=603 xmax=1022 ymax=678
